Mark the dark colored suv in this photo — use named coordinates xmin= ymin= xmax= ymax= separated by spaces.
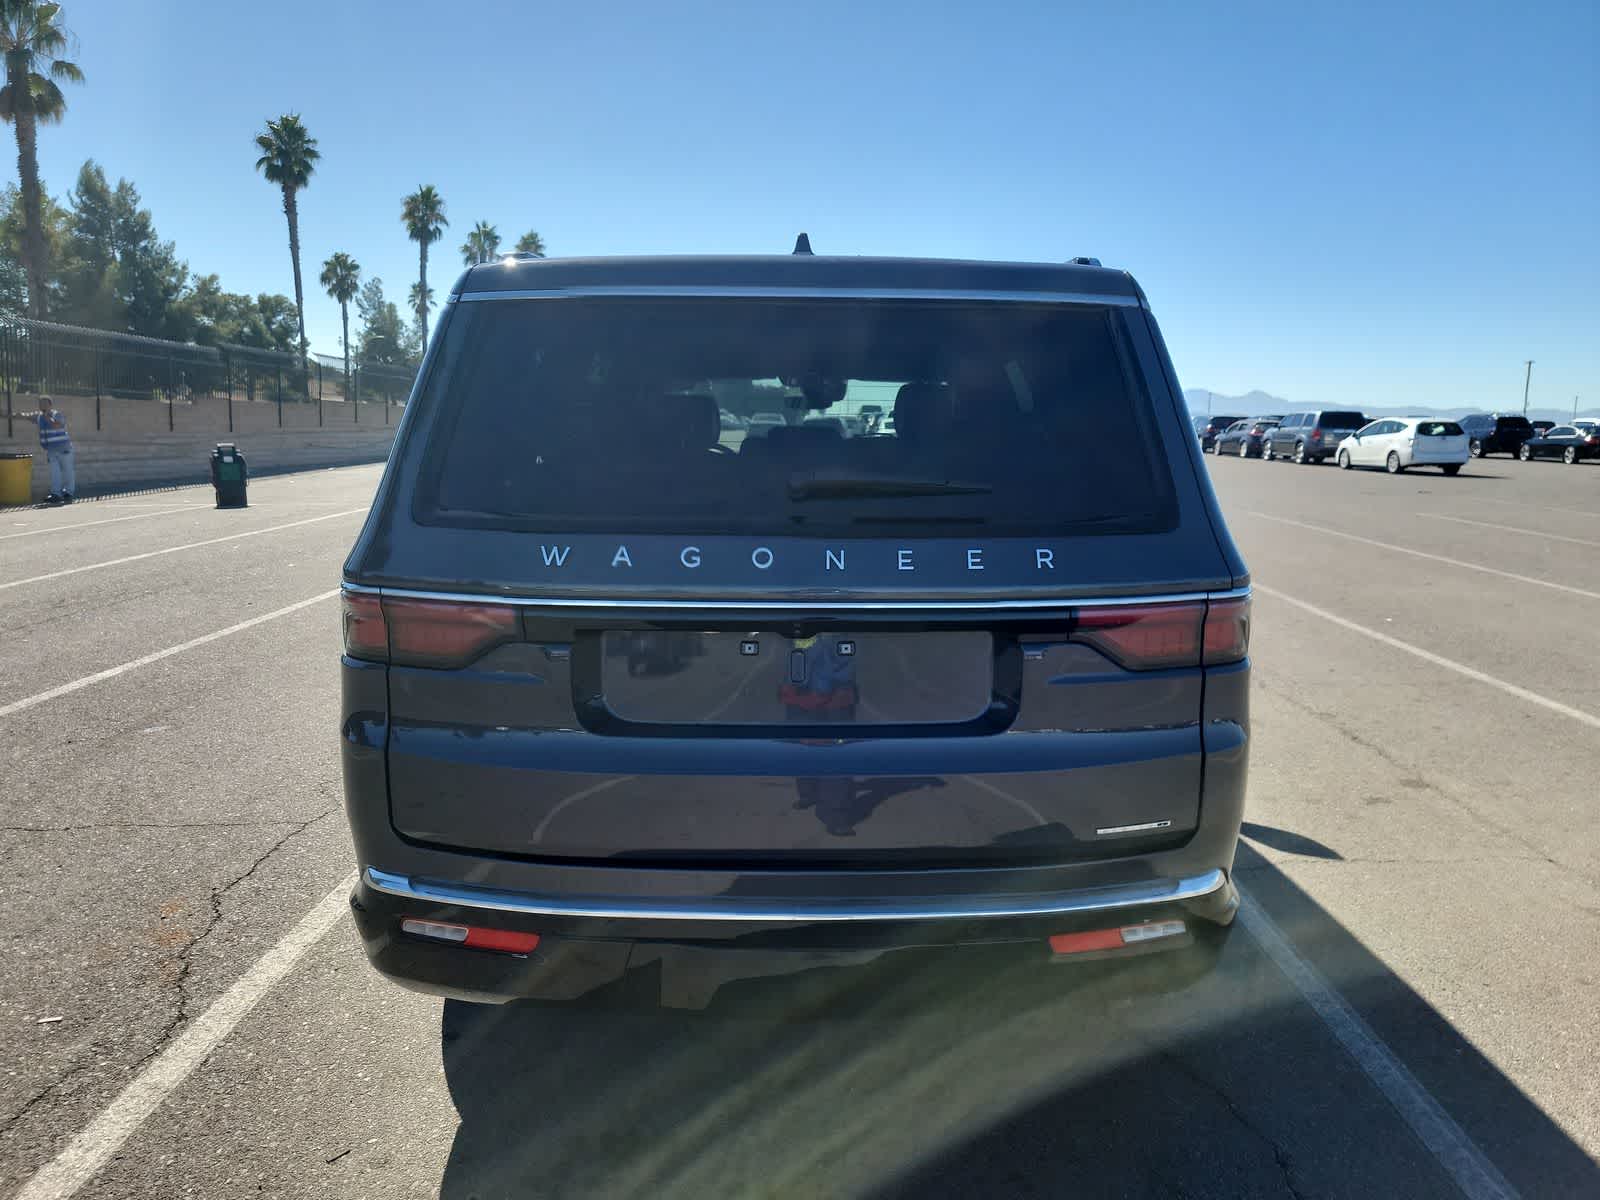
xmin=1459 ymin=413 xmax=1536 ymax=458
xmin=1196 ymin=414 xmax=1245 ymax=451
xmin=1265 ymin=410 xmax=1367 ymax=463
xmin=340 ymin=253 xmax=1251 ymax=1010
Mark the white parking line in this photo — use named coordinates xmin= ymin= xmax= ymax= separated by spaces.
xmin=13 ymin=871 xmax=358 ymax=1200
xmin=0 ymin=509 xmax=366 ymax=592
xmin=1256 ymin=584 xmax=1600 ymax=731
xmin=1239 ymin=892 xmax=1520 ymax=1200
xmin=0 ymin=590 xmax=338 ymax=720
xmin=1249 ymin=512 xmax=1600 ymax=602
xmin=1416 ymin=512 xmax=1600 ymax=549
xmin=0 ymin=505 xmax=209 ymax=541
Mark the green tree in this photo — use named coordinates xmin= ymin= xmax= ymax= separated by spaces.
xmin=0 ymin=177 xmax=65 ymax=315
xmin=56 ymin=163 xmax=188 ymax=338
xmin=407 ymin=279 xmax=433 ymax=344
xmin=460 ymin=220 xmax=499 ymax=265
xmin=253 ymin=113 xmax=319 ymax=355
xmin=319 ymin=251 xmax=360 ymax=390
xmin=356 ymin=276 xmax=408 ymax=366
xmin=400 ymin=184 xmax=446 ymax=346
xmin=514 ymin=229 xmax=546 ymax=257
xmin=0 ymin=1 xmax=83 ymax=318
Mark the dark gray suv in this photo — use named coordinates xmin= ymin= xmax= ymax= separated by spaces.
xmin=340 ymin=252 xmax=1251 ymax=1009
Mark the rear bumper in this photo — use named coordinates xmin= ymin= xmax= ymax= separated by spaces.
xmin=349 ymin=865 xmax=1239 ymax=1007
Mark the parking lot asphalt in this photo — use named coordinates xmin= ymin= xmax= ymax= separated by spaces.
xmin=1 ymin=455 xmax=1597 ymax=1198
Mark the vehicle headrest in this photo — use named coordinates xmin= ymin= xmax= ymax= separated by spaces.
xmin=893 ymin=382 xmax=950 ymax=445
xmin=670 ymin=393 xmax=720 ymax=450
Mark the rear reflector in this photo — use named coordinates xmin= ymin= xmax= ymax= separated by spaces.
xmin=1049 ymin=919 xmax=1186 ymax=956
xmin=340 ymin=590 xmax=520 ymax=669
xmin=401 ymin=918 xmax=541 ymax=955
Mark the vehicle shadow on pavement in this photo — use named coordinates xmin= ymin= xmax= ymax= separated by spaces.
xmin=434 ymin=844 xmax=1597 ymax=1200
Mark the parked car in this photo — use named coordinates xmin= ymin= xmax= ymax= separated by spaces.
xmin=1572 ymin=419 xmax=1598 ymax=437
xmin=1196 ymin=414 xmax=1245 ymax=451
xmin=340 ymin=251 xmax=1250 ymax=1009
xmin=718 ymin=409 xmax=747 ymax=431
xmin=1458 ymin=413 xmax=1535 ymax=458
xmin=1336 ymin=417 xmax=1469 ymax=475
xmin=1213 ymin=416 xmax=1280 ymax=457
xmin=1529 ymin=420 xmax=1555 ymax=435
xmin=744 ymin=411 xmax=787 ymax=436
xmin=1518 ymin=425 xmax=1600 ymax=465
xmin=1264 ymin=411 xmax=1367 ymax=463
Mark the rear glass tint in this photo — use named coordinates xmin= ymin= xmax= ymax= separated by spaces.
xmin=417 ymin=298 xmax=1178 ymax=537
xmin=1416 ymin=421 xmax=1462 ymax=436
xmin=1318 ymin=411 xmax=1366 ymax=429
xmin=1497 ymin=416 xmax=1533 ymax=430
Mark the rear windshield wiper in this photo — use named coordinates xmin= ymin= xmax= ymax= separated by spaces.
xmin=787 ymin=471 xmax=993 ymax=501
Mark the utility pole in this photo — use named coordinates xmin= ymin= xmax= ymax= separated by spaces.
xmin=1575 ymin=395 xmax=1581 ymax=421
xmin=1206 ymin=390 xmax=1212 ymax=416
xmin=1521 ymin=360 xmax=1534 ymax=416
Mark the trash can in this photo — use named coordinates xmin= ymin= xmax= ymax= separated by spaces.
xmin=0 ymin=451 xmax=32 ymax=506
xmin=210 ymin=443 xmax=248 ymax=508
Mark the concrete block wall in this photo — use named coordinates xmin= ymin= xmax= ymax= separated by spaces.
xmin=1 ymin=392 xmax=398 ymax=498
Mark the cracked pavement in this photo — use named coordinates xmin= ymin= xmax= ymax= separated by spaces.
xmin=2 ymin=460 xmax=1598 ymax=1197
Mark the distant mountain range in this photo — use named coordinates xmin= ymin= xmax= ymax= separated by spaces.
xmin=1181 ymin=389 xmax=1597 ymax=426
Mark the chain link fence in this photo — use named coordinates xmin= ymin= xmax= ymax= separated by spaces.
xmin=1 ymin=316 xmax=418 ymax=437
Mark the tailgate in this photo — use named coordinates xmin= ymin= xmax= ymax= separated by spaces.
xmin=383 ymin=600 xmax=1217 ymax=866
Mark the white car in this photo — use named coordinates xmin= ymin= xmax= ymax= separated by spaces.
xmin=1337 ymin=417 xmax=1470 ymax=475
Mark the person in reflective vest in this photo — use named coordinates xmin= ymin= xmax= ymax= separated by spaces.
xmin=35 ymin=396 xmax=75 ymax=504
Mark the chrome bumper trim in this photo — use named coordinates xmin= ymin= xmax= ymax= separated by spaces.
xmin=363 ymin=866 xmax=1229 ymax=924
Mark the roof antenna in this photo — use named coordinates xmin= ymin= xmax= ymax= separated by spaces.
xmin=793 ymin=232 xmax=813 ymax=255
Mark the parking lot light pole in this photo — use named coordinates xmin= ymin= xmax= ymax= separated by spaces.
xmin=1522 ymin=360 xmax=1534 ymax=416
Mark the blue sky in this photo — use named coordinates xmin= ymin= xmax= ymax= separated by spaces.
xmin=18 ymin=0 xmax=1598 ymax=412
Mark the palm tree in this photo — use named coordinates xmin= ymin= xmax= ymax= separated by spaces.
xmin=408 ymin=281 xmax=434 ymax=345
xmin=0 ymin=1 xmax=84 ymax=319
xmin=515 ymin=229 xmax=546 ymax=257
xmin=461 ymin=220 xmax=500 ymax=265
xmin=319 ymin=251 xmax=360 ymax=392
xmin=400 ymin=185 xmax=447 ymax=346
xmin=253 ymin=113 xmax=319 ymax=355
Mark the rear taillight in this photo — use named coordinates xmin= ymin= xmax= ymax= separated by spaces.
xmin=1202 ymin=595 xmax=1250 ymax=664
xmin=1071 ymin=602 xmax=1204 ymax=669
xmin=340 ymin=590 xmax=520 ymax=668
xmin=341 ymin=591 xmax=387 ymax=661
xmin=1587 ymin=436 xmax=1599 ymax=446
xmin=1070 ymin=596 xmax=1249 ymax=670
xmin=1310 ymin=428 xmax=1323 ymax=442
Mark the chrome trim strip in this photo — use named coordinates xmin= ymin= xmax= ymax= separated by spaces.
xmin=363 ymin=866 xmax=1227 ymax=923
xmin=455 ymin=285 xmax=1139 ymax=307
xmin=339 ymin=583 xmax=1251 ymax=612
xmin=341 ymin=581 xmax=381 ymax=595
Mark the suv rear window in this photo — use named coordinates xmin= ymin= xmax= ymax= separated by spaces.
xmin=1496 ymin=416 xmax=1533 ymax=431
xmin=417 ymin=298 xmax=1177 ymax=537
xmin=1317 ymin=411 xmax=1366 ymax=429
xmin=1416 ymin=421 xmax=1462 ymax=437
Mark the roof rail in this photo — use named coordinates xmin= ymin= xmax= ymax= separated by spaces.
xmin=793 ymin=232 xmax=814 ymax=255
xmin=1069 ymin=256 xmax=1102 ymax=267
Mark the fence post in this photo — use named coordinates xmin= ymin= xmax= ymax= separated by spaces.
xmin=3 ymin=325 xmax=11 ymax=440
xmin=167 ymin=355 xmax=175 ymax=431
xmin=317 ymin=361 xmax=324 ymax=427
xmin=94 ymin=350 xmax=102 ymax=431
xmin=276 ymin=366 xmax=283 ymax=427
xmin=354 ymin=367 xmax=360 ymax=423
xmin=225 ymin=350 xmax=234 ymax=434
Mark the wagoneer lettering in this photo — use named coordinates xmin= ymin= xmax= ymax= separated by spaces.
xmin=342 ymin=251 xmax=1250 ymax=1010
